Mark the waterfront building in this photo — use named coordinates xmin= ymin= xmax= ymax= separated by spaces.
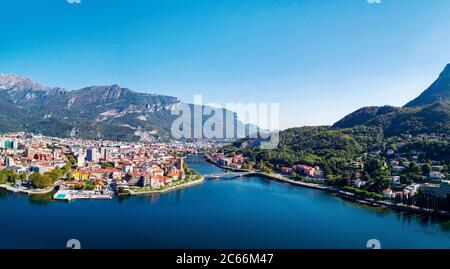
xmin=404 ymin=184 xmax=420 ymax=196
xmin=280 ymin=167 xmax=293 ymax=174
xmin=421 ymin=181 xmax=450 ymax=198
xmin=217 ymin=157 xmax=232 ymax=167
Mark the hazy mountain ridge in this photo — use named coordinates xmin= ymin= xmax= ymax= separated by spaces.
xmin=0 ymin=73 xmax=249 ymax=141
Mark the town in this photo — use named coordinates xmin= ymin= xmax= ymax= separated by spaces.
xmin=0 ymin=132 xmax=212 ymax=201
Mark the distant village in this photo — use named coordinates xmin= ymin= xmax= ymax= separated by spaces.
xmin=0 ymin=132 xmax=212 ymax=201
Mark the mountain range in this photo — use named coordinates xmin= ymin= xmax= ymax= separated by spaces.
xmin=333 ymin=64 xmax=450 ymax=136
xmin=0 ymin=73 xmax=249 ymax=141
xmin=2 ymin=63 xmax=449 ymax=142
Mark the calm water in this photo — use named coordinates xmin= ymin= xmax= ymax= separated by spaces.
xmin=1 ymin=155 xmax=450 ymax=249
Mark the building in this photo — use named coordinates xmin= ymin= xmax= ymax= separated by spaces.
xmin=392 ymin=166 xmax=405 ymax=173
xmin=353 ymin=179 xmax=366 ymax=188
xmin=86 ymin=148 xmax=99 ymax=162
xmin=34 ymin=152 xmax=52 ymax=161
xmin=391 ymin=176 xmax=401 ymax=186
xmin=77 ymin=152 xmax=85 ymax=168
xmin=232 ymin=155 xmax=245 ymax=164
xmin=403 ymin=184 xmax=420 ymax=196
xmin=2 ymin=140 xmax=17 ymax=150
xmin=383 ymin=189 xmax=395 ymax=198
xmin=421 ymin=181 xmax=450 ymax=198
xmin=293 ymin=165 xmax=316 ymax=177
xmin=31 ymin=165 xmax=53 ymax=174
xmin=124 ymin=165 xmax=133 ymax=173
xmin=4 ymin=156 xmax=15 ymax=167
xmin=280 ymin=167 xmax=293 ymax=174
xmin=217 ymin=158 xmax=232 ymax=167
xmin=429 ymin=171 xmax=445 ymax=181
xmin=175 ymin=157 xmax=184 ymax=170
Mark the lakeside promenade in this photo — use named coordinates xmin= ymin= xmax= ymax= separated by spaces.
xmin=0 ymin=184 xmax=54 ymax=195
xmin=129 ymin=177 xmax=205 ymax=196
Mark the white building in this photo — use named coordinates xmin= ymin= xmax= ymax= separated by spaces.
xmin=391 ymin=176 xmax=401 ymax=186
xmin=392 ymin=166 xmax=405 ymax=173
xmin=77 ymin=152 xmax=85 ymax=168
xmin=404 ymin=184 xmax=420 ymax=196
xmin=430 ymin=171 xmax=445 ymax=181
xmin=4 ymin=156 xmax=15 ymax=167
xmin=124 ymin=165 xmax=133 ymax=173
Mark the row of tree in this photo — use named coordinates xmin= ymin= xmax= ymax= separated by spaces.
xmin=0 ymin=159 xmax=73 ymax=189
xmin=394 ymin=192 xmax=450 ymax=212
xmin=0 ymin=170 xmax=27 ymax=184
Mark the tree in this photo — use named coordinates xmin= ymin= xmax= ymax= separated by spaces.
xmin=44 ymin=168 xmax=63 ymax=182
xmin=3 ymin=170 xmax=19 ymax=183
xmin=29 ymin=173 xmax=53 ymax=189
xmin=29 ymin=173 xmax=43 ymax=188
xmin=100 ymin=162 xmax=114 ymax=169
xmin=19 ymin=173 xmax=27 ymax=181
xmin=407 ymin=161 xmax=422 ymax=175
xmin=242 ymin=162 xmax=254 ymax=170
xmin=260 ymin=163 xmax=272 ymax=174
xmin=67 ymin=171 xmax=74 ymax=181
xmin=323 ymin=164 xmax=333 ymax=179
xmin=364 ymin=158 xmax=389 ymax=193
xmin=421 ymin=163 xmax=432 ymax=176
xmin=62 ymin=162 xmax=72 ymax=174
xmin=0 ymin=172 xmax=7 ymax=184
xmin=40 ymin=175 xmax=53 ymax=188
xmin=67 ymin=155 xmax=77 ymax=166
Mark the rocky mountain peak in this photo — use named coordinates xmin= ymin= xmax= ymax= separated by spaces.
xmin=404 ymin=63 xmax=450 ymax=107
xmin=0 ymin=73 xmax=45 ymax=91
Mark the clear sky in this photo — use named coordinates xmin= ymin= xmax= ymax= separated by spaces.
xmin=2 ymin=0 xmax=450 ymax=129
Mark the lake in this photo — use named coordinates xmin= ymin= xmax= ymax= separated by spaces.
xmin=1 ymin=154 xmax=449 ymax=248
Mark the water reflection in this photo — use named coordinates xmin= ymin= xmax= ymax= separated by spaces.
xmin=28 ymin=191 xmax=56 ymax=205
xmin=0 ymin=154 xmax=448 ymax=248
xmin=0 ymin=188 xmax=6 ymax=199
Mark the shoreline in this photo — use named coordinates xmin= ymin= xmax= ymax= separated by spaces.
xmin=1 ymin=178 xmax=205 ymax=200
xmin=129 ymin=177 xmax=205 ymax=196
xmin=203 ymin=153 xmax=450 ymax=218
xmin=0 ymin=184 xmax=55 ymax=196
xmin=1 ymin=154 xmax=448 ymax=218
xmin=246 ymin=172 xmax=450 ymax=218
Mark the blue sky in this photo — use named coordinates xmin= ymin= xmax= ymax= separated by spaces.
xmin=1 ymin=0 xmax=450 ymax=129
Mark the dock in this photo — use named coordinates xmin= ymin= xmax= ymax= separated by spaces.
xmin=53 ymin=190 xmax=113 ymax=202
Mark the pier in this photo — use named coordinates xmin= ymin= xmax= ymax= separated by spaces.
xmin=53 ymin=190 xmax=113 ymax=202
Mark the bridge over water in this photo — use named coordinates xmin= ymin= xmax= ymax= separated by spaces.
xmin=204 ymin=172 xmax=252 ymax=179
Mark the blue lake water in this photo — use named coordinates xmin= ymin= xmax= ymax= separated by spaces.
xmin=1 ymin=155 xmax=449 ymax=249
